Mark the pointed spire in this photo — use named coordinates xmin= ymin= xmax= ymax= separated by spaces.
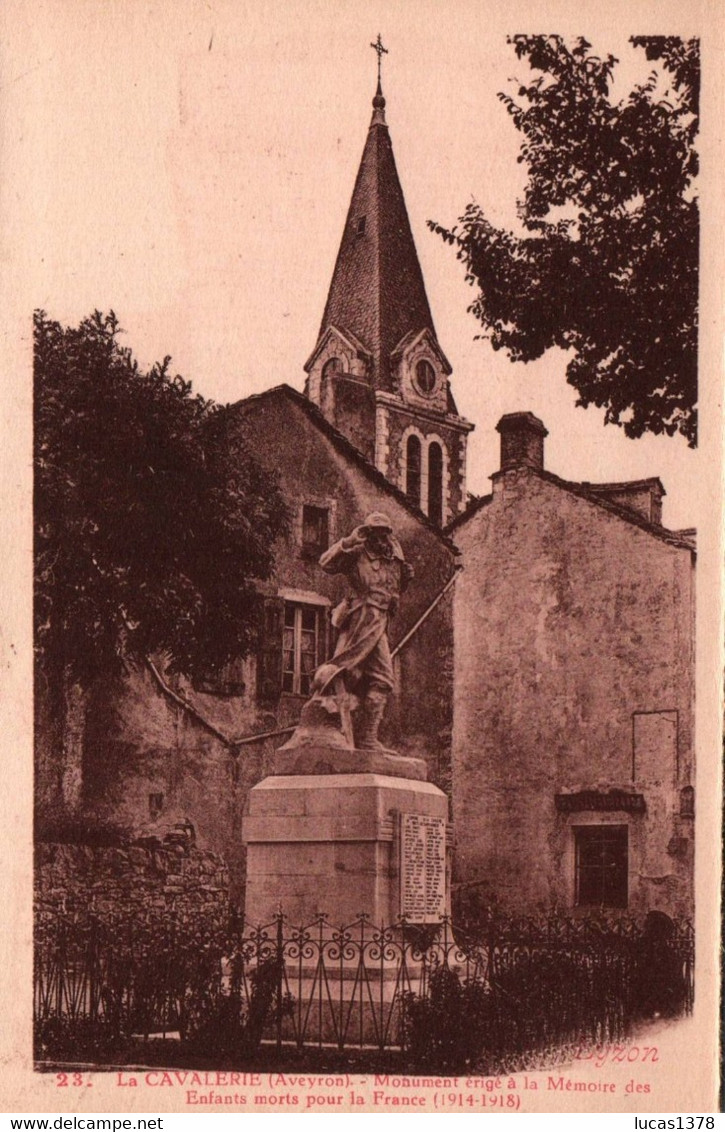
xmin=307 ymin=46 xmax=441 ymax=392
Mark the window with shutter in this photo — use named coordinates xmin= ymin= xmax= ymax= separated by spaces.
xmin=256 ymin=596 xmax=285 ymax=705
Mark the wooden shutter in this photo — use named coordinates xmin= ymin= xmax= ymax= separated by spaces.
xmin=319 ymin=604 xmax=331 ymax=665
xmin=256 ymin=596 xmax=285 ymax=705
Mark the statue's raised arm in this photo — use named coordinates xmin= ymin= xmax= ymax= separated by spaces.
xmin=318 ymin=526 xmax=368 ymax=573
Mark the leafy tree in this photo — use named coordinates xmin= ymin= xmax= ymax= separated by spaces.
xmin=34 ymin=310 xmax=289 ymax=688
xmin=430 ymin=35 xmax=699 ymax=445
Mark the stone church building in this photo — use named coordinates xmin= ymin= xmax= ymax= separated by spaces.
xmin=35 ymin=74 xmax=695 ymax=919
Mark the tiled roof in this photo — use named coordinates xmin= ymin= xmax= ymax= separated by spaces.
xmin=581 ymin=477 xmax=666 ymax=496
xmin=447 ymin=467 xmax=695 ymax=553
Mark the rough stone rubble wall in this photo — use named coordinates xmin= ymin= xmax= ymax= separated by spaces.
xmin=35 ymin=841 xmax=230 ymax=919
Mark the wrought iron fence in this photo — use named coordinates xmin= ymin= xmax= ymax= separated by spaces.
xmin=34 ymin=909 xmax=694 ymax=1069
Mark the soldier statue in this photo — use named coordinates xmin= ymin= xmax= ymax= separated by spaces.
xmin=311 ymin=512 xmax=413 ymax=751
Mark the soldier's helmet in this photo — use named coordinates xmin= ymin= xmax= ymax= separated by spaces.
xmin=362 ymin=512 xmax=393 ymax=532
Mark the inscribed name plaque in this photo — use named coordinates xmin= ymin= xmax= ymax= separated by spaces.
xmin=399 ymin=812 xmax=446 ymax=922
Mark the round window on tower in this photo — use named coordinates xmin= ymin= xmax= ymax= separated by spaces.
xmin=414 ymin=358 xmax=436 ymax=395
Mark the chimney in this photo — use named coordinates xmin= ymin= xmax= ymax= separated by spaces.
xmin=496 ymin=412 xmax=548 ymax=471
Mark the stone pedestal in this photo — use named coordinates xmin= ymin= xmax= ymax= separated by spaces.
xmin=243 ymin=757 xmax=448 ymax=928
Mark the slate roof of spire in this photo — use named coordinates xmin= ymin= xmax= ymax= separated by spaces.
xmin=311 ymin=80 xmax=440 ymax=392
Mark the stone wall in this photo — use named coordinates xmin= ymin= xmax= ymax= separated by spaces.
xmin=326 ymin=373 xmax=376 ymax=465
xmin=77 ymin=664 xmax=265 ymax=906
xmin=35 ymin=841 xmax=231 ymax=919
xmin=391 ymin=587 xmax=455 ymax=798
xmin=451 ymin=466 xmax=695 ymax=919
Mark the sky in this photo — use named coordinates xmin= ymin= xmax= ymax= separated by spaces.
xmin=2 ymin=0 xmax=715 ymax=530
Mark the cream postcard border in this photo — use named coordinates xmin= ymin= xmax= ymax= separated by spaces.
xmin=0 ymin=0 xmax=721 ymax=1114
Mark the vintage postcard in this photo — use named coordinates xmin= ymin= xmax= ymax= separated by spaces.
xmin=1 ymin=0 xmax=722 ymax=1116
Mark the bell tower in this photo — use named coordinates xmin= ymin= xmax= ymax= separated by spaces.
xmin=304 ymin=41 xmax=473 ymax=525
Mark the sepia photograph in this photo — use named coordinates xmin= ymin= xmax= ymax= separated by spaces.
xmin=1 ymin=0 xmax=721 ymax=1116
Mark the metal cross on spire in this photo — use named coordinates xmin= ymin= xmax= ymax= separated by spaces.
xmin=370 ymin=34 xmax=388 ymax=85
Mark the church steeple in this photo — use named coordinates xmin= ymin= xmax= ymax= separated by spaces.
xmin=309 ymin=65 xmax=438 ymax=393
xmin=304 ymin=46 xmax=473 ymax=525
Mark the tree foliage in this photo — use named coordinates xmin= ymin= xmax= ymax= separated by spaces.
xmin=34 ymin=310 xmax=289 ymax=685
xmin=430 ymin=35 xmax=699 ymax=445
